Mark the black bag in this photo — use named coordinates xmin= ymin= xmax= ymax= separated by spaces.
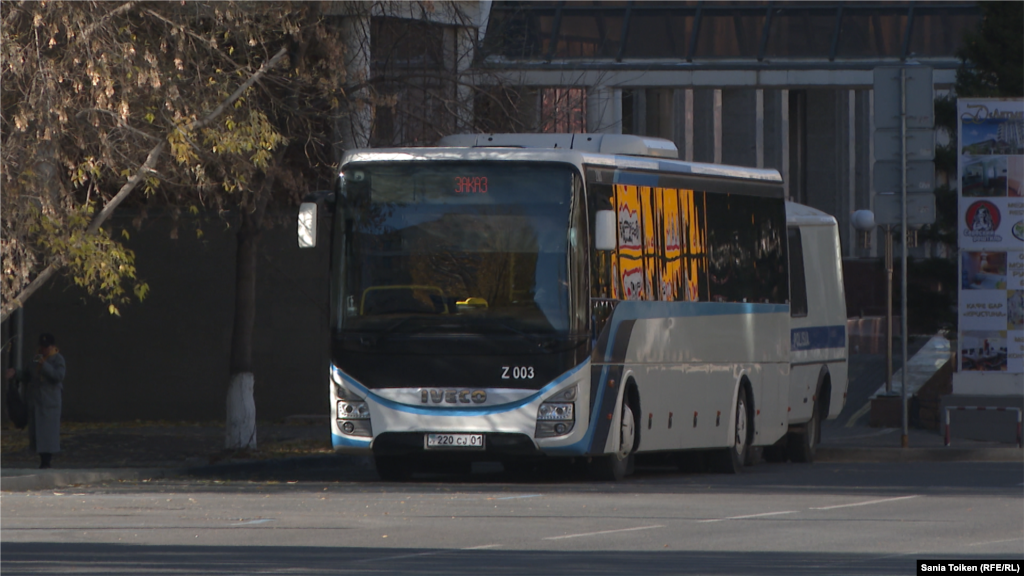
xmin=6 ymin=380 xmax=27 ymax=429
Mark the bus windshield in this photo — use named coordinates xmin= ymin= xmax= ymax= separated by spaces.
xmin=332 ymin=162 xmax=576 ymax=341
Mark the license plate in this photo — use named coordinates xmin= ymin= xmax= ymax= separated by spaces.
xmin=425 ymin=433 xmax=485 ymax=450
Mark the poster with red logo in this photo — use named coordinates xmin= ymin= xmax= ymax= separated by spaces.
xmin=955 ymin=99 xmax=1024 ymax=389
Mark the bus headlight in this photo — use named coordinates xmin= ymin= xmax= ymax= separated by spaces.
xmin=536 ymin=400 xmax=575 ymax=438
xmin=337 ymin=401 xmax=370 ymax=419
xmin=336 ymin=401 xmax=372 ymax=437
xmin=537 ymin=403 xmax=574 ymax=421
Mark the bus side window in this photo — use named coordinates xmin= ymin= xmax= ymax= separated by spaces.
xmin=788 ymin=227 xmax=808 ymax=318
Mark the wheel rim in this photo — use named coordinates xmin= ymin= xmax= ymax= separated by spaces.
xmin=617 ymin=404 xmax=635 ymax=460
xmin=734 ymin=394 xmax=748 ymax=457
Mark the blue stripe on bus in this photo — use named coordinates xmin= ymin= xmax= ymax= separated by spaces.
xmin=332 ymin=433 xmax=372 ymax=449
xmin=549 ymin=301 xmax=789 ymax=456
xmin=790 ymin=325 xmax=846 ymax=351
xmin=331 ymin=361 xmax=590 ymax=417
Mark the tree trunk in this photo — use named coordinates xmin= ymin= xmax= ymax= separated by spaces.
xmin=225 ymin=210 xmax=259 ymax=450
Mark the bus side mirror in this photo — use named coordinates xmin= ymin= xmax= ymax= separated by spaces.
xmin=298 ymin=202 xmax=318 ymax=248
xmin=594 ymin=210 xmax=616 ymax=251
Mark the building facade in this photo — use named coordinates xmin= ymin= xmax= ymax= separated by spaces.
xmin=3 ymin=1 xmax=983 ymax=422
xmin=469 ymin=1 xmax=980 ymax=260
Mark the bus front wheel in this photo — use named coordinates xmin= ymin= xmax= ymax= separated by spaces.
xmin=589 ymin=402 xmax=636 ymax=481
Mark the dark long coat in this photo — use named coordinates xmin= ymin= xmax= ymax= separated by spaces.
xmin=27 ymin=353 xmax=65 ymax=454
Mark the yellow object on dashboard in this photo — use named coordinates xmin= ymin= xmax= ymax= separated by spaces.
xmin=457 ymin=297 xmax=488 ymax=308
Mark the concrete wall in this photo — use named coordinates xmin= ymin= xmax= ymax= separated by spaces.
xmin=9 ymin=212 xmax=332 ymax=422
xmin=721 ymin=89 xmax=756 ymax=168
xmin=692 ymin=89 xmax=716 ymax=164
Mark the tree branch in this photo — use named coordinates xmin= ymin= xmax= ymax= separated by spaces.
xmin=77 ymin=108 xmax=162 ymax=142
xmin=85 ymin=140 xmax=165 ymax=235
xmin=188 ymin=46 xmax=289 ymax=132
xmin=2 ymin=1 xmax=30 ymax=31
xmin=77 ymin=2 xmax=137 ymax=45
xmin=1 ymin=263 xmax=60 ymax=324
xmin=0 ymin=46 xmax=290 ymax=323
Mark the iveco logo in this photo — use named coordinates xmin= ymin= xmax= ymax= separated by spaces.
xmin=421 ymin=389 xmax=487 ymax=404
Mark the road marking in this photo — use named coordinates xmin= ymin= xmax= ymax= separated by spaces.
xmin=697 ymin=511 xmax=796 ymax=523
xmin=231 ymin=519 xmax=273 ymax=526
xmin=544 ymin=525 xmax=664 ymax=540
xmin=354 ymin=545 xmax=502 ymax=564
xmin=494 ymin=494 xmax=541 ymax=501
xmin=845 ymin=402 xmax=871 ymax=427
xmin=810 ymin=495 xmax=918 ymax=510
xmin=354 ymin=551 xmax=442 ymax=563
xmin=968 ymin=538 xmax=1023 ymax=547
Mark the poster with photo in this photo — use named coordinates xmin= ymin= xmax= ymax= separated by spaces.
xmin=957 ymin=98 xmax=1024 ymax=375
xmin=959 ymin=197 xmax=1024 ymax=250
xmin=1008 ymin=155 xmax=1023 ymax=197
xmin=962 ymin=251 xmax=1007 ymax=290
xmin=959 ymin=331 xmax=1008 ymax=372
xmin=962 ymin=156 xmax=1008 ymax=197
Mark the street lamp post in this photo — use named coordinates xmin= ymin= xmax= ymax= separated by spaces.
xmin=852 ymin=209 xmax=898 ymax=427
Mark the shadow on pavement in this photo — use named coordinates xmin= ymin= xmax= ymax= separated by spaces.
xmin=130 ymin=459 xmax=1024 ymax=499
xmin=0 ymin=541 xmax=1004 ymax=576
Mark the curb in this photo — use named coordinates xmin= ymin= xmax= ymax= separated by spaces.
xmin=817 ymin=446 xmax=1024 ymax=463
xmin=185 ymin=454 xmax=370 ymax=477
xmin=0 ymin=467 xmax=187 ymax=492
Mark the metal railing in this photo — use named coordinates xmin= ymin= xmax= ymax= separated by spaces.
xmin=944 ymin=406 xmax=1022 ymax=448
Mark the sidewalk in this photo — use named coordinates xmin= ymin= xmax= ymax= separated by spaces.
xmin=819 ymin=420 xmax=1022 ymax=463
xmin=1 ymin=418 xmax=335 ymax=491
xmin=2 ymin=414 xmax=1021 ymax=492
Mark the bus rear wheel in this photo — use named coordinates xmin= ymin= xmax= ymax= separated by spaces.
xmin=713 ymin=387 xmax=751 ymax=474
xmin=589 ymin=403 xmax=636 ymax=481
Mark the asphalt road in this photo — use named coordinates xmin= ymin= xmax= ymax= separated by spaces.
xmin=2 ymin=460 xmax=1022 ymax=575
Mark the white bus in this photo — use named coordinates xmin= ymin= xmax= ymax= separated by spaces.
xmin=298 ymin=133 xmax=848 ymax=480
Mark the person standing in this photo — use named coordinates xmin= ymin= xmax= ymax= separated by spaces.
xmin=6 ymin=333 xmax=65 ymax=469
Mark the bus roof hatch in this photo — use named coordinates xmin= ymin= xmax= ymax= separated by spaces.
xmin=437 ymin=133 xmax=679 ymax=160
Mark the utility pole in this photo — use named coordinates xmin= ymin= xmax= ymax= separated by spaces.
xmin=872 ymin=64 xmax=935 ymax=444
xmin=899 ymin=67 xmax=910 ymax=448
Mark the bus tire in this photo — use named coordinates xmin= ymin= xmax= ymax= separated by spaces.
xmin=374 ymin=455 xmax=411 ymax=481
xmin=787 ymin=398 xmax=820 ymax=463
xmin=589 ymin=402 xmax=636 ymax=481
xmin=713 ymin=386 xmax=751 ymax=474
